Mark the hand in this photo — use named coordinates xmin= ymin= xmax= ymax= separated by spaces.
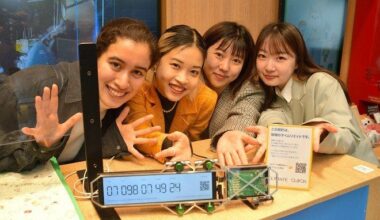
xmin=216 ymin=130 xmax=257 ymax=167
xmin=244 ymin=126 xmax=268 ymax=164
xmin=154 ymin=131 xmax=192 ymax=162
xmin=307 ymin=122 xmax=338 ymax=152
xmin=21 ymin=84 xmax=82 ymax=147
xmin=116 ymin=106 xmax=161 ymax=159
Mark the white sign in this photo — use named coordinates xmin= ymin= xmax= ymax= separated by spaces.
xmin=267 ymin=125 xmax=313 ymax=189
xmin=353 ymin=165 xmax=374 ymax=174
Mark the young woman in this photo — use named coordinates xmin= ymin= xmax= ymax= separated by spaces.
xmin=245 ymin=22 xmax=379 ymax=165
xmin=0 ymin=17 xmax=161 ymax=172
xmin=126 ymin=25 xmax=217 ymax=162
xmin=202 ymin=21 xmax=264 ymax=166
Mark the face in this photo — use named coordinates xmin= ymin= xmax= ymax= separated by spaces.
xmin=97 ymin=37 xmax=151 ymax=111
xmin=203 ymin=40 xmax=244 ymax=93
xmin=155 ymin=45 xmax=203 ymax=102
xmin=256 ymin=40 xmax=297 ymax=90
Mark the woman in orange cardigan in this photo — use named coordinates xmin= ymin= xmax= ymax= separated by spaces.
xmin=126 ymin=25 xmax=217 ymax=162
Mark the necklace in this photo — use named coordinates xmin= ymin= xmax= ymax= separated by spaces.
xmin=162 ymin=102 xmax=177 ymax=113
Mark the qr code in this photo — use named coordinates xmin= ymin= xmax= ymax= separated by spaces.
xmin=295 ymin=162 xmax=307 ymax=173
xmin=200 ymin=181 xmax=210 ymax=191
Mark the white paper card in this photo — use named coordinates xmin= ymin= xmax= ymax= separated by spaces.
xmin=353 ymin=165 xmax=374 ymax=174
xmin=267 ymin=125 xmax=313 ymax=189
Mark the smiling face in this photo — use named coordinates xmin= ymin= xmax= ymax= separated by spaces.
xmin=97 ymin=37 xmax=151 ymax=111
xmin=203 ymin=40 xmax=244 ymax=94
xmin=154 ymin=45 xmax=203 ymax=101
xmin=256 ymin=40 xmax=297 ymax=90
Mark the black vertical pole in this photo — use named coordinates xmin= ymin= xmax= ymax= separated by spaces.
xmin=79 ymin=43 xmax=103 ymax=192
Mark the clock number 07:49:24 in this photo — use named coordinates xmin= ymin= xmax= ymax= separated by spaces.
xmin=106 ymin=182 xmax=181 ymax=196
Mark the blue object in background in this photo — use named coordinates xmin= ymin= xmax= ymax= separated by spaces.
xmin=24 ymin=41 xmax=57 ymax=68
xmin=1 ymin=0 xmax=160 ymax=72
xmin=283 ymin=0 xmax=347 ymax=73
xmin=280 ymin=186 xmax=368 ymax=220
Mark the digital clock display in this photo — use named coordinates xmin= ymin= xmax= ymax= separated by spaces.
xmin=99 ymin=172 xmax=216 ymax=205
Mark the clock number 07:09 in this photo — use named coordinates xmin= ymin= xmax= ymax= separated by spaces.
xmin=106 ymin=182 xmax=181 ymax=196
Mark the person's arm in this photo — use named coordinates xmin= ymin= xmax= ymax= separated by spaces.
xmin=211 ymin=82 xmax=264 ymax=166
xmin=125 ymin=85 xmax=166 ymax=159
xmin=21 ymin=84 xmax=82 ymax=148
xmin=0 ymin=65 xmax=81 ymax=172
xmin=257 ymin=108 xmax=288 ymax=127
xmin=303 ymin=74 xmax=357 ymax=155
xmin=152 ymin=85 xmax=217 ymax=163
xmin=154 ymin=131 xmax=192 ymax=162
xmin=297 ymin=73 xmax=377 ymax=164
xmin=126 ymin=101 xmax=190 ymax=163
xmin=211 ymin=83 xmax=263 ymax=146
xmin=0 ymin=131 xmax=69 ymax=172
xmin=253 ymin=75 xmax=357 ymax=162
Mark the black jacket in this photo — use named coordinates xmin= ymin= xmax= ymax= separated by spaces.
xmin=0 ymin=62 xmax=130 ymax=172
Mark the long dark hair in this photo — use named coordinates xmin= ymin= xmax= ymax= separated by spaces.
xmin=203 ymin=21 xmax=255 ymax=96
xmin=96 ymin=17 xmax=158 ymax=68
xmin=254 ymin=22 xmax=351 ymax=111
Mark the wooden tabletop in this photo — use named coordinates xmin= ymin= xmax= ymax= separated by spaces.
xmin=61 ymin=139 xmax=380 ymax=220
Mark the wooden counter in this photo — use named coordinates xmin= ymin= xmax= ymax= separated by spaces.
xmin=61 ymin=139 xmax=380 ymax=220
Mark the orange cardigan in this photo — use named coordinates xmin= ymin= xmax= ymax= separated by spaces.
xmin=126 ymin=81 xmax=217 ymax=161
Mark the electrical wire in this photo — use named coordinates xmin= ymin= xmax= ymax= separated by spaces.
xmin=64 ymin=156 xmax=115 ymax=199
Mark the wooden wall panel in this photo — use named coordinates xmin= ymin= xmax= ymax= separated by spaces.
xmin=161 ymin=0 xmax=356 ymax=85
xmin=340 ymin=0 xmax=356 ymax=85
xmin=161 ymin=0 xmax=279 ymax=39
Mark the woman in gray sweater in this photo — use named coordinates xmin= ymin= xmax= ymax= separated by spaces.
xmin=202 ymin=21 xmax=264 ymax=167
